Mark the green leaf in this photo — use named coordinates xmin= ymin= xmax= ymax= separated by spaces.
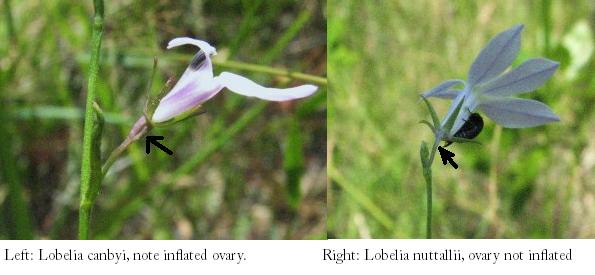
xmin=447 ymin=136 xmax=482 ymax=145
xmin=420 ymin=96 xmax=440 ymax=128
xmin=419 ymin=120 xmax=435 ymax=134
xmin=442 ymin=97 xmax=464 ymax=135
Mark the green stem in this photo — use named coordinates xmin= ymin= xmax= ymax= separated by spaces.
xmin=79 ymin=0 xmax=104 ymax=240
xmin=102 ymin=123 xmax=150 ymax=176
xmin=421 ymin=136 xmax=440 ymax=239
xmin=78 ymin=202 xmax=91 ymax=239
xmin=101 ymin=141 xmax=132 ymax=176
xmin=425 ymin=169 xmax=432 ymax=239
xmin=428 ymin=135 xmax=440 ymax=166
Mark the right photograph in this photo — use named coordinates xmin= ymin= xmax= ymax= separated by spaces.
xmin=328 ymin=0 xmax=595 ymax=238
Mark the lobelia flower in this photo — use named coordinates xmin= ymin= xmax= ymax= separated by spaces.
xmin=150 ymin=37 xmax=318 ymax=125
xmin=421 ymin=24 xmax=560 ymax=139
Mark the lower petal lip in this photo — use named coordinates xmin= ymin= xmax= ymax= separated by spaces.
xmin=152 ymin=84 xmax=221 ymax=123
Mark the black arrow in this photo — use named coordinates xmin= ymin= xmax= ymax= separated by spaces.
xmin=146 ymin=135 xmax=173 ymax=155
xmin=437 ymin=146 xmax=458 ymax=169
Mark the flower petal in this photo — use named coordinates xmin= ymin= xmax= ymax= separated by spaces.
xmin=215 ymin=72 xmax=318 ymax=101
xmin=152 ymin=78 xmax=223 ymax=123
xmin=162 ymin=39 xmax=217 ymax=103
xmin=479 ymin=58 xmax=559 ymax=97
xmin=153 ymin=48 xmax=222 ymax=123
xmin=447 ymin=93 xmax=479 ymax=136
xmin=478 ymin=97 xmax=560 ymax=128
xmin=436 ymin=89 xmax=461 ymax=99
xmin=167 ymin=37 xmax=217 ymax=56
xmin=440 ymin=87 xmax=476 ymax=136
xmin=421 ymin=79 xmax=464 ymax=99
xmin=468 ymin=24 xmax=524 ymax=86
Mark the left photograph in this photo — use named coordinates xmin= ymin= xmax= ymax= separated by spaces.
xmin=0 ymin=0 xmax=326 ymax=239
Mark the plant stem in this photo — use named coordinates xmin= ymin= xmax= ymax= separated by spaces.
xmin=427 ymin=137 xmax=440 ymax=239
xmin=79 ymin=0 xmax=104 ymax=240
xmin=428 ymin=135 xmax=440 ymax=166
xmin=102 ymin=120 xmax=150 ymax=176
xmin=425 ymin=168 xmax=432 ymax=239
xmin=421 ymin=136 xmax=440 ymax=239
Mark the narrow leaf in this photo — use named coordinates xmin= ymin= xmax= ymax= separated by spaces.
xmin=421 ymin=96 xmax=440 ymax=128
xmin=419 ymin=120 xmax=435 ymax=134
xmin=447 ymin=137 xmax=482 ymax=145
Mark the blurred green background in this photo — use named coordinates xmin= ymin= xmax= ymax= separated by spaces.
xmin=0 ymin=0 xmax=326 ymax=239
xmin=329 ymin=0 xmax=594 ymax=238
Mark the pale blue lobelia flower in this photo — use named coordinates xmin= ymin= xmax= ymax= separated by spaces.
xmin=422 ymin=24 xmax=560 ymax=140
xmin=151 ymin=37 xmax=318 ymax=124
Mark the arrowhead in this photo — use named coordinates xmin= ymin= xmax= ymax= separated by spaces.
xmin=146 ymin=135 xmax=173 ymax=155
xmin=437 ymin=146 xmax=458 ymax=169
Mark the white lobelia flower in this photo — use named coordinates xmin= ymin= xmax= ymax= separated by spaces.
xmin=421 ymin=24 xmax=560 ymax=139
xmin=150 ymin=37 xmax=318 ymax=124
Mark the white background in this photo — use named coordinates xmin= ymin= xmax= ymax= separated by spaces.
xmin=0 ymin=239 xmax=591 ymax=274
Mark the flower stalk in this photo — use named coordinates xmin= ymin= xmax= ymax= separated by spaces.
xmin=101 ymin=117 xmax=150 ymax=176
xmin=419 ymin=141 xmax=432 ymax=238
